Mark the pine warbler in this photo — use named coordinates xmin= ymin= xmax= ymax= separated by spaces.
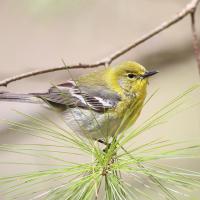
xmin=0 ymin=61 xmax=158 ymax=139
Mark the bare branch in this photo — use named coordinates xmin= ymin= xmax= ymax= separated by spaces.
xmin=0 ymin=0 xmax=200 ymax=87
xmin=0 ymin=62 xmax=105 ymax=87
xmin=108 ymin=0 xmax=200 ymax=63
xmin=190 ymin=10 xmax=200 ymax=74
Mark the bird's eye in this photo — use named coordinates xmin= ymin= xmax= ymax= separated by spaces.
xmin=127 ymin=73 xmax=135 ymax=79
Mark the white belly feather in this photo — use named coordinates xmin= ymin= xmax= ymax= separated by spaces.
xmin=62 ymin=108 xmax=120 ymax=139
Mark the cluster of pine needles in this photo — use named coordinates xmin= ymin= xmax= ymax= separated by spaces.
xmin=0 ymin=85 xmax=200 ymax=200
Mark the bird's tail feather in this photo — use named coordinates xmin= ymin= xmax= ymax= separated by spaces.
xmin=0 ymin=92 xmax=41 ymax=104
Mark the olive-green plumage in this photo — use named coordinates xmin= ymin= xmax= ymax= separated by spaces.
xmin=0 ymin=61 xmax=158 ymax=139
xmin=63 ymin=61 xmax=157 ymax=139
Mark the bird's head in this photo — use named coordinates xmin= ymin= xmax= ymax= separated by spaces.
xmin=108 ymin=61 xmax=158 ymax=97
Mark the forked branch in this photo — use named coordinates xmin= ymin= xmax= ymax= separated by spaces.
xmin=0 ymin=0 xmax=199 ymax=87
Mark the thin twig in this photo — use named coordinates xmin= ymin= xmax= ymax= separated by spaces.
xmin=107 ymin=0 xmax=200 ymax=64
xmin=190 ymin=11 xmax=200 ymax=74
xmin=0 ymin=0 xmax=200 ymax=87
xmin=0 ymin=62 xmax=105 ymax=87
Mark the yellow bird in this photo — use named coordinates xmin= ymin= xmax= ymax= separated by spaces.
xmin=0 ymin=61 xmax=158 ymax=140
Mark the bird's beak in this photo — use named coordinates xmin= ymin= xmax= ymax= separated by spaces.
xmin=142 ymin=70 xmax=159 ymax=78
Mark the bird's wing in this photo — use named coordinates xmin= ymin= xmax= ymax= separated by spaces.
xmin=32 ymin=81 xmax=121 ymax=112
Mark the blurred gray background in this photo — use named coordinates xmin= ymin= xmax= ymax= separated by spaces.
xmin=0 ymin=0 xmax=200 ymax=199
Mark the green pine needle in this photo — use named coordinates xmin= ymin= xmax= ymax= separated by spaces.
xmin=0 ymin=85 xmax=200 ymax=200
